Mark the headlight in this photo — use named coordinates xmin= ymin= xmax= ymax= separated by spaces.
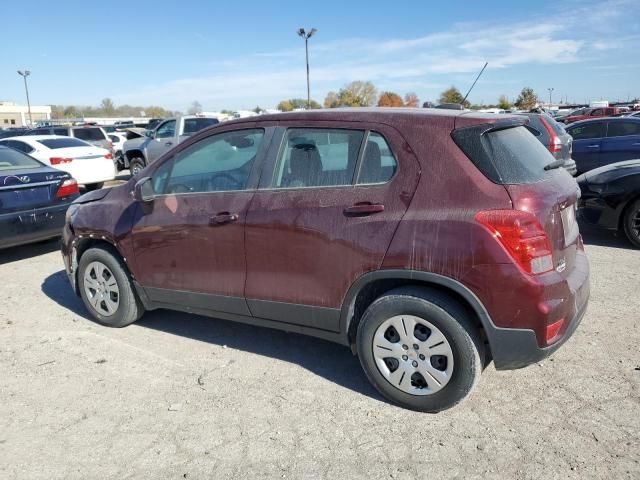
xmin=65 ymin=203 xmax=81 ymax=225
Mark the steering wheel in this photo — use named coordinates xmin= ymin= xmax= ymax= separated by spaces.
xmin=208 ymin=172 xmax=242 ymax=190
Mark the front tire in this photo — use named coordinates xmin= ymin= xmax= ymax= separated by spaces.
xmin=622 ymin=199 xmax=640 ymax=248
xmin=78 ymin=247 xmax=144 ymax=327
xmin=129 ymin=158 xmax=145 ymax=176
xmin=356 ymin=287 xmax=484 ymax=412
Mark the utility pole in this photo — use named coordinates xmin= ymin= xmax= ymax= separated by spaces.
xmin=17 ymin=70 xmax=33 ymax=126
xmin=297 ymin=28 xmax=317 ymax=109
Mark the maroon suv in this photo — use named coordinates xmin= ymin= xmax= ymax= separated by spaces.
xmin=61 ymin=108 xmax=590 ymax=412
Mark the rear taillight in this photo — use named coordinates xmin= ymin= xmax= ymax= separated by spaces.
xmin=105 ymin=153 xmax=113 ymax=160
xmin=540 ymin=117 xmax=562 ymax=154
xmin=50 ymin=157 xmax=73 ymax=165
xmin=56 ymin=179 xmax=79 ymax=198
xmin=475 ymin=210 xmax=554 ymax=275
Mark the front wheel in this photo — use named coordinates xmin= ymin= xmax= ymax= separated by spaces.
xmin=622 ymin=199 xmax=640 ymax=248
xmin=129 ymin=158 xmax=145 ymax=176
xmin=356 ymin=287 xmax=484 ymax=412
xmin=78 ymin=247 xmax=144 ymax=327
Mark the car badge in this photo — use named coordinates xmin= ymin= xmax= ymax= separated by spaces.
xmin=556 ymin=258 xmax=566 ymax=273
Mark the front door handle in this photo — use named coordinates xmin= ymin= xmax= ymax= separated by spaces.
xmin=209 ymin=212 xmax=239 ymax=226
xmin=344 ymin=203 xmax=385 ymax=216
xmin=587 ymin=145 xmax=600 ymax=149
xmin=165 ymin=141 xmax=173 ymax=147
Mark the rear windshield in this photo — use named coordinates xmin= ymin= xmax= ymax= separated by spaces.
xmin=452 ymin=124 xmax=555 ymax=184
xmin=73 ymin=128 xmax=106 ymax=141
xmin=37 ymin=138 xmax=89 ymax=149
xmin=183 ymin=118 xmax=218 ymax=135
xmin=0 ymin=147 xmax=43 ymax=170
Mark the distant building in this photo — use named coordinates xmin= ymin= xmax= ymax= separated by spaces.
xmin=0 ymin=101 xmax=51 ymax=128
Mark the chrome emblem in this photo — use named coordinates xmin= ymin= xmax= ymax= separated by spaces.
xmin=17 ymin=176 xmax=30 ymax=183
xmin=556 ymin=258 xmax=566 ymax=273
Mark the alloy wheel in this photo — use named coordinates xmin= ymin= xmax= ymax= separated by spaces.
xmin=372 ymin=315 xmax=454 ymax=395
xmin=83 ymin=261 xmax=120 ymax=316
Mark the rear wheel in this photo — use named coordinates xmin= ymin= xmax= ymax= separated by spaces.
xmin=84 ymin=182 xmax=104 ymax=191
xmin=78 ymin=247 xmax=144 ymax=327
xmin=622 ymin=199 xmax=640 ymax=248
xmin=129 ymin=158 xmax=145 ymax=176
xmin=356 ymin=287 xmax=484 ymax=412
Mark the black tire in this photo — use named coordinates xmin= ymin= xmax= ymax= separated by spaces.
xmin=84 ymin=182 xmax=104 ymax=191
xmin=622 ymin=199 xmax=640 ymax=248
xmin=129 ymin=158 xmax=145 ymax=176
xmin=78 ymin=247 xmax=144 ymax=327
xmin=356 ymin=286 xmax=484 ymax=412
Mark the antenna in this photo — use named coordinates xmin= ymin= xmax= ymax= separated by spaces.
xmin=462 ymin=62 xmax=488 ymax=105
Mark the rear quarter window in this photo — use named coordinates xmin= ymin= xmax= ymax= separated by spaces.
xmin=452 ymin=124 xmax=555 ymax=184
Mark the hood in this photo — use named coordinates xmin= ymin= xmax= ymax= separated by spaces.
xmin=123 ymin=136 xmax=149 ymax=150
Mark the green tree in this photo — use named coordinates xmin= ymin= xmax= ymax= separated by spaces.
xmin=63 ymin=106 xmax=81 ymax=118
xmin=438 ymin=86 xmax=470 ymax=108
xmin=325 ymin=81 xmax=378 ymax=108
xmin=145 ymin=106 xmax=171 ymax=118
xmin=277 ymin=100 xmax=294 ymax=112
xmin=498 ymin=95 xmax=512 ymax=110
xmin=187 ymin=101 xmax=203 ymax=115
xmin=100 ymin=98 xmax=116 ymax=116
xmin=514 ymin=87 xmax=538 ymax=110
xmin=277 ymin=98 xmax=321 ymax=111
xmin=324 ymin=91 xmax=339 ymax=108
xmin=377 ymin=92 xmax=404 ymax=107
xmin=253 ymin=106 xmax=263 ymax=114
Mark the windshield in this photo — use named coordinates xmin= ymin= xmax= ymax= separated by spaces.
xmin=37 ymin=138 xmax=90 ymax=149
xmin=73 ymin=128 xmax=106 ymax=141
xmin=0 ymin=147 xmax=43 ymax=170
xmin=453 ymin=125 xmax=555 ymax=184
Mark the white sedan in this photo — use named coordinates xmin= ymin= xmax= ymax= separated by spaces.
xmin=0 ymin=135 xmax=115 ymax=190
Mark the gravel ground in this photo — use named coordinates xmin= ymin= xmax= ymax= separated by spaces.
xmin=0 ymin=225 xmax=638 ymax=479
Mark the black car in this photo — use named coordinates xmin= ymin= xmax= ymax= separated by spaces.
xmin=515 ymin=112 xmax=577 ymax=175
xmin=577 ymin=159 xmax=640 ymax=248
xmin=0 ymin=145 xmax=80 ymax=250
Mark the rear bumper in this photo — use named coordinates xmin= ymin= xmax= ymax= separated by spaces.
xmin=463 ymin=250 xmax=590 ymax=370
xmin=0 ymin=203 xmax=70 ymax=250
xmin=489 ymin=298 xmax=588 ymax=369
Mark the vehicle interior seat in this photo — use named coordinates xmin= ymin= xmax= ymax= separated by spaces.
xmin=358 ymin=141 xmax=383 ymax=183
xmin=285 ymin=144 xmax=323 ymax=187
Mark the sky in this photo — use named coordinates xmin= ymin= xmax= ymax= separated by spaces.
xmin=1 ymin=0 xmax=639 ymax=111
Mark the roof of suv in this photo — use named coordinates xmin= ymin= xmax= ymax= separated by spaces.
xmin=222 ymin=107 xmax=515 ymax=130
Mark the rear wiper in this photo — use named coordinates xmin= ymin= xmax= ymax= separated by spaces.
xmin=544 ymin=159 xmax=565 ymax=171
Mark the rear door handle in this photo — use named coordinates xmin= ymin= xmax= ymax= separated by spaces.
xmin=344 ymin=203 xmax=385 ymax=216
xmin=209 ymin=212 xmax=239 ymax=226
xmin=165 ymin=141 xmax=173 ymax=147
xmin=587 ymin=145 xmax=600 ymax=149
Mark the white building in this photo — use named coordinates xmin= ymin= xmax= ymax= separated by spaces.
xmin=0 ymin=101 xmax=51 ymax=128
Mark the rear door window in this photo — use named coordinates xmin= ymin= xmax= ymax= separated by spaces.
xmin=606 ymin=121 xmax=640 ymax=137
xmin=4 ymin=140 xmax=34 ymax=153
xmin=54 ymin=128 xmax=69 ymax=136
xmin=273 ymin=128 xmax=364 ymax=188
xmin=567 ymin=122 xmax=606 ymax=140
xmin=452 ymin=125 xmax=555 ymax=184
xmin=73 ymin=128 xmax=106 ymax=141
xmin=183 ymin=118 xmax=219 ymax=135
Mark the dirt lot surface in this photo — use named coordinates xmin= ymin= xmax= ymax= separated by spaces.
xmin=1 ymin=226 xmax=638 ymax=479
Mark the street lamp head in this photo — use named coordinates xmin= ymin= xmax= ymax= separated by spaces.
xmin=308 ymin=28 xmax=317 ymax=38
xmin=297 ymin=28 xmax=306 ymax=37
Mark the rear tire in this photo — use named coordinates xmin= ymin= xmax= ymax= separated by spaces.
xmin=622 ymin=199 xmax=640 ymax=248
xmin=129 ymin=158 xmax=145 ymax=176
xmin=78 ymin=247 xmax=144 ymax=327
xmin=356 ymin=287 xmax=484 ymax=412
xmin=84 ymin=182 xmax=104 ymax=191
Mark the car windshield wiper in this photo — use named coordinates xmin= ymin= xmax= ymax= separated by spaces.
xmin=544 ymin=159 xmax=565 ymax=171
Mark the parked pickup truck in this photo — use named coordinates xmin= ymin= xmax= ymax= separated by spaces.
xmin=122 ymin=115 xmax=219 ymax=174
xmin=559 ymin=107 xmax=621 ymax=125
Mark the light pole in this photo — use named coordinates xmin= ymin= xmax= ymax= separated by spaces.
xmin=547 ymin=87 xmax=554 ymax=108
xmin=297 ymin=27 xmax=317 ymax=109
xmin=17 ymin=70 xmax=33 ymax=127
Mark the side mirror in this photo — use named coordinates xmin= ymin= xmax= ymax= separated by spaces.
xmin=133 ymin=177 xmax=154 ymax=203
xmin=145 ymin=130 xmax=154 ymax=138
